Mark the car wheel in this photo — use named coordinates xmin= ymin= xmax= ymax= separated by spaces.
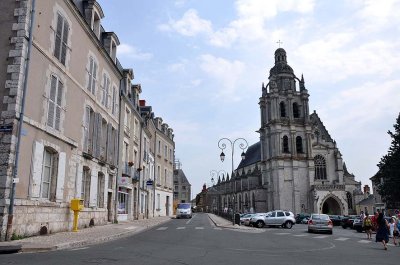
xmin=308 ymin=228 xmax=312 ymax=233
xmin=328 ymin=230 xmax=333 ymax=235
xmin=285 ymin=221 xmax=293 ymax=229
xmin=256 ymin=220 xmax=265 ymax=228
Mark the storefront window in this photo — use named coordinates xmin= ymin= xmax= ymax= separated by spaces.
xmin=118 ymin=190 xmax=129 ymax=214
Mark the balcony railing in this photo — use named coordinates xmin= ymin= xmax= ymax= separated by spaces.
xmin=312 ymin=184 xmax=345 ymax=191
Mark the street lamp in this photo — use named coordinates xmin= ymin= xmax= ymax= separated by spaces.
xmin=210 ymin=170 xmax=226 ymax=186
xmin=218 ymin=138 xmax=248 ymax=174
xmin=217 ymin=137 xmax=248 ymax=225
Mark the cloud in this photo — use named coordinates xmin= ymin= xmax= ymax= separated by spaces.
xmin=117 ymin=43 xmax=153 ymax=60
xmin=158 ymin=9 xmax=212 ymax=37
xmin=355 ymin=0 xmax=400 ymax=31
xmin=167 ymin=61 xmax=187 ymax=72
xmin=199 ymin=54 xmax=245 ymax=100
xmin=174 ymin=0 xmax=186 ymax=7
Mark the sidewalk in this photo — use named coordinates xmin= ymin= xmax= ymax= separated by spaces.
xmin=0 ymin=213 xmax=255 ymax=254
xmin=0 ymin=216 xmax=171 ymax=254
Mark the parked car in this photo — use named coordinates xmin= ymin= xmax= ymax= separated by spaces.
xmin=301 ymin=217 xmax=310 ymax=224
xmin=264 ymin=210 xmax=296 ymax=229
xmin=308 ymin=214 xmax=333 ymax=234
xmin=353 ymin=217 xmax=364 ymax=232
xmin=240 ymin=213 xmax=256 ymax=226
xmin=249 ymin=213 xmax=270 ymax=228
xmin=328 ymin=215 xmax=343 ymax=226
xmin=296 ymin=213 xmax=310 ymax=224
xmin=341 ymin=215 xmax=358 ymax=229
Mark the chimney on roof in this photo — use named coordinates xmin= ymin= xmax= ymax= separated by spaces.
xmin=139 ymin=100 xmax=146 ymax=107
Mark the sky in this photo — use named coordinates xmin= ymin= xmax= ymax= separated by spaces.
xmin=97 ymin=0 xmax=400 ymax=197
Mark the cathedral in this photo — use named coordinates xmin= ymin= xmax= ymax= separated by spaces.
xmin=213 ymin=48 xmax=362 ymax=215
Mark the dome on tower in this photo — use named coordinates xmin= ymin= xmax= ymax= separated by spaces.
xmin=269 ymin=48 xmax=294 ymax=76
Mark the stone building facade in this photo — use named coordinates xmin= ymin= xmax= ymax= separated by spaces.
xmin=173 ymin=161 xmax=191 ymax=205
xmin=213 ymin=48 xmax=362 ymax=216
xmin=0 ymin=0 xmax=175 ymax=240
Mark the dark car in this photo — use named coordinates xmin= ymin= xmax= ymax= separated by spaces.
xmin=354 ymin=216 xmax=391 ymax=233
xmin=341 ymin=215 xmax=358 ymax=229
xmin=296 ymin=213 xmax=310 ymax=224
xmin=328 ymin=215 xmax=343 ymax=226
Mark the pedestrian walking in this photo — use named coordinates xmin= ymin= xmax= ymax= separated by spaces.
xmin=375 ymin=212 xmax=389 ymax=250
xmin=389 ymin=218 xmax=397 ymax=245
xmin=363 ymin=213 xmax=373 ymax=240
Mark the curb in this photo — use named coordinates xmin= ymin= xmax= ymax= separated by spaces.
xmin=0 ymin=245 xmax=22 ymax=254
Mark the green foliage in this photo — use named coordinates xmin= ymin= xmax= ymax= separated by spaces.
xmin=376 ymin=113 xmax=400 ymax=208
xmin=11 ymin=232 xmax=26 ymax=241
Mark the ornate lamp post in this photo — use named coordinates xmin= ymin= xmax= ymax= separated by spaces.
xmin=218 ymin=137 xmax=248 ymax=225
xmin=209 ymin=170 xmax=226 ymax=215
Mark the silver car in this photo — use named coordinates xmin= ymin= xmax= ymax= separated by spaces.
xmin=264 ymin=210 xmax=296 ymax=229
xmin=307 ymin=214 xmax=333 ymax=234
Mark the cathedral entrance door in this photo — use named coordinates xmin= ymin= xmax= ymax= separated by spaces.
xmin=322 ymin=197 xmax=341 ymax=215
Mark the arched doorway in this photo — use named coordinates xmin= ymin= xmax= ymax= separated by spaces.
xmin=322 ymin=197 xmax=341 ymax=215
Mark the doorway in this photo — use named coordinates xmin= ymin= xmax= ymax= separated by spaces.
xmin=322 ymin=197 xmax=341 ymax=215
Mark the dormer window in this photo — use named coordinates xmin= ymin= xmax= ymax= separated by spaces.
xmin=92 ymin=11 xmax=101 ymax=38
xmin=111 ymin=41 xmax=117 ymax=62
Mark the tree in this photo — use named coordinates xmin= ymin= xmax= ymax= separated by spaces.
xmin=376 ymin=112 xmax=400 ymax=208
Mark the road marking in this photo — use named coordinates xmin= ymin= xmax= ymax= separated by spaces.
xmin=275 ymin=232 xmax=291 ymax=235
xmin=293 ymin=234 xmax=308 ymax=237
xmin=313 ymin=235 xmax=329 ymax=239
xmin=358 ymin=240 xmax=372 ymax=244
xmin=195 ymin=227 xmax=204 ymax=230
xmin=387 ymin=243 xmax=396 ymax=247
xmin=335 ymin=237 xmax=350 ymax=241
xmin=214 ymin=227 xmax=222 ymax=230
xmin=156 ymin=227 xmax=168 ymax=231
xmin=177 ymin=227 xmax=186 ymax=230
xmin=186 ymin=214 xmax=195 ymax=225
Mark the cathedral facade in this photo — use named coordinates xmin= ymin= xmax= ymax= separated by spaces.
xmin=214 ymin=48 xmax=362 ymax=216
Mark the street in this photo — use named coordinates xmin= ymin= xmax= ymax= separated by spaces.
xmin=0 ymin=213 xmax=398 ymax=265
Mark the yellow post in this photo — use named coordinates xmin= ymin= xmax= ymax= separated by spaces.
xmin=73 ymin=211 xmax=79 ymax=232
xmin=70 ymin=198 xmax=83 ymax=232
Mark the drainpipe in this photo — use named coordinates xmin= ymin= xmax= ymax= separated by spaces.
xmin=153 ymin=131 xmax=157 ymax=217
xmin=6 ymin=0 xmax=36 ymax=241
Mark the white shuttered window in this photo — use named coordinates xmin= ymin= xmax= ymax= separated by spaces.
xmin=54 ymin=13 xmax=69 ymax=65
xmin=47 ymin=75 xmax=63 ymax=130
xmin=87 ymin=57 xmax=97 ymax=95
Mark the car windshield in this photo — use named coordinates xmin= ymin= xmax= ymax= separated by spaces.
xmin=177 ymin=204 xmax=191 ymax=209
xmin=312 ymin=214 xmax=329 ymax=220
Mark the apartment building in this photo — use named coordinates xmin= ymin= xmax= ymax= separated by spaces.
xmin=0 ymin=0 xmax=175 ymax=240
xmin=173 ymin=161 xmax=191 ymax=205
xmin=154 ymin=118 xmax=175 ymax=217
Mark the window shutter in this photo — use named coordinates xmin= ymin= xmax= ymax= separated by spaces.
xmin=114 ymin=128 xmax=119 ymax=166
xmin=47 ymin=76 xmax=57 ymax=127
xmin=31 ymin=141 xmax=44 ymax=198
xmin=89 ymin=171 xmax=98 ymax=207
xmin=92 ymin=112 xmax=99 ymax=157
xmin=55 ymin=80 xmax=63 ymax=131
xmin=83 ymin=107 xmax=90 ymax=152
xmin=88 ymin=58 xmax=93 ymax=91
xmin=54 ymin=14 xmax=63 ymax=60
xmin=75 ymin=164 xmax=83 ymax=198
xmin=92 ymin=62 xmax=97 ymax=94
xmin=106 ymin=123 xmax=112 ymax=163
xmin=61 ymin=20 xmax=69 ymax=65
xmin=55 ymin=152 xmax=66 ymax=202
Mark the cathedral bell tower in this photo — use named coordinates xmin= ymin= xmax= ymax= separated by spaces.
xmin=259 ymin=48 xmax=312 ymax=213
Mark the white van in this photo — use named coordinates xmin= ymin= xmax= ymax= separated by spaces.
xmin=176 ymin=203 xmax=192 ymax=219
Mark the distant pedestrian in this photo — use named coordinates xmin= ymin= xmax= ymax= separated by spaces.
xmin=389 ymin=217 xmax=398 ymax=246
xmin=360 ymin=211 xmax=365 ymax=221
xmin=363 ymin=213 xmax=372 ymax=239
xmin=375 ymin=212 xmax=389 ymax=250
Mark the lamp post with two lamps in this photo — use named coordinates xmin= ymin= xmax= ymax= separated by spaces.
xmin=217 ymin=137 xmax=248 ymax=225
xmin=209 ymin=170 xmax=226 ymax=215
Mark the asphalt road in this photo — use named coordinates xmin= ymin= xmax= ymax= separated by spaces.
xmin=0 ymin=213 xmax=398 ymax=265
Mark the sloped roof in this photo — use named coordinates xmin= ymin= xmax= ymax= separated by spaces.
xmin=357 ymin=194 xmax=375 ymax=206
xmin=237 ymin=141 xmax=261 ymax=170
xmin=173 ymin=169 xmax=191 ymax=185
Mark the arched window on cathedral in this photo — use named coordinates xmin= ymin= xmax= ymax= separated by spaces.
xmin=296 ymin=136 xmax=303 ymax=153
xmin=346 ymin=192 xmax=353 ymax=210
xmin=283 ymin=135 xmax=289 ymax=153
xmin=314 ymin=155 xmax=327 ymax=180
xmin=280 ymin=101 xmax=286 ymax=117
xmin=293 ymin=102 xmax=300 ymax=118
